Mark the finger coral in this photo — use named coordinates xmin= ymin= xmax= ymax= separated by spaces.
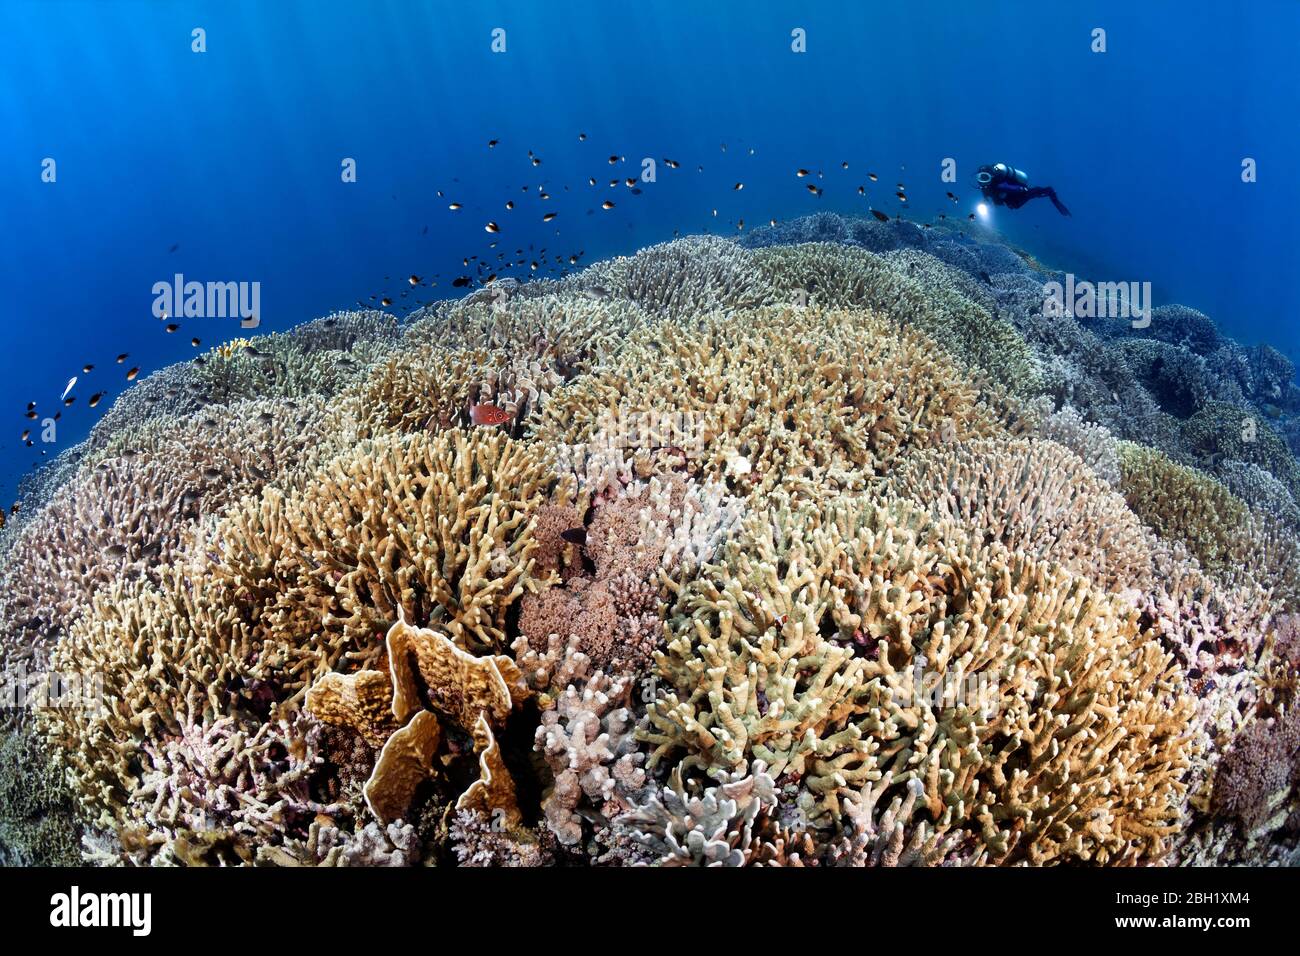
xmin=200 ymin=428 xmax=554 ymax=697
xmin=641 ymin=494 xmax=1198 ymax=864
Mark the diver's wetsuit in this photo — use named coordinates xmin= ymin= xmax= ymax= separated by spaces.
xmin=979 ymin=165 xmax=1071 ymax=216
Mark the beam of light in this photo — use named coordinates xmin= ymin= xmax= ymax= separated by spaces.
xmin=976 ymin=202 xmax=990 ymax=219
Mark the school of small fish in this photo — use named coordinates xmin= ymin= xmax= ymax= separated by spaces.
xmin=11 ymin=132 xmax=984 ymax=520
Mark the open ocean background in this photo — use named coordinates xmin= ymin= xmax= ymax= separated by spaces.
xmin=2 ymin=0 xmax=1297 ymax=504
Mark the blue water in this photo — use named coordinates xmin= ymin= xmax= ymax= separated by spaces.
xmin=3 ymin=0 xmax=1298 ymax=503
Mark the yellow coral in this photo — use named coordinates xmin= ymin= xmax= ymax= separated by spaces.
xmin=199 ymin=427 xmax=554 ymax=702
xmin=642 ymin=493 xmax=1197 ymax=864
xmin=364 ymin=711 xmax=442 ymax=824
xmin=534 ymin=305 xmax=1014 ymax=503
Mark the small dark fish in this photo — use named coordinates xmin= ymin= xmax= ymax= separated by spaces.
xmin=857 ymin=185 xmax=865 ymax=195
xmin=871 ymin=209 xmax=890 ymax=222
xmin=578 ymin=132 xmax=587 ymax=141
xmin=968 ymin=213 xmax=976 ymax=221
xmin=448 ymin=202 xmax=462 ymax=211
xmin=452 ymin=276 xmax=472 ymax=288
xmin=543 ymin=212 xmax=557 ymax=222
xmin=63 ymin=396 xmax=75 ymax=407
xmin=24 ymin=409 xmax=35 ymax=420
xmin=485 ymin=222 xmax=499 ymax=233
xmin=165 ymin=323 xmax=179 ymax=333
xmin=806 ymin=184 xmax=822 ymax=196
xmin=560 ymin=527 xmax=587 ymax=545
xmin=408 ymin=275 xmax=421 ymax=286
xmin=946 ymin=191 xmax=958 ymax=202
xmin=664 ymin=158 xmax=680 ymax=169
xmin=82 ymin=363 xmax=94 ymax=373
xmin=116 ymin=353 xmax=128 ymax=363
xmin=191 ymin=337 xmax=201 ymax=347
xmin=601 ymin=200 xmax=615 ymax=210
xmin=88 ymin=392 xmax=104 ymax=408
xmin=126 ymin=366 xmax=140 ymax=381
xmin=202 ymin=467 xmax=224 ymax=481
xmin=733 ymin=182 xmax=744 ymax=191
xmin=841 ymin=161 xmax=849 ymax=169
xmin=607 ymin=155 xmax=619 ymax=164
xmin=868 ymin=173 xmax=878 ymax=182
xmin=380 ymin=297 xmax=393 ymax=307
xmin=487 ymin=139 xmax=498 ymax=148
xmin=20 ymin=429 xmax=29 ymax=441
xmin=104 ymin=544 xmax=127 ymax=559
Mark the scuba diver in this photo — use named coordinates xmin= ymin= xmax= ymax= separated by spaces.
xmin=975 ymin=163 xmax=1071 ymax=216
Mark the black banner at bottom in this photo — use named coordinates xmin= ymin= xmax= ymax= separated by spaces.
xmin=0 ymin=864 xmax=1290 ymax=944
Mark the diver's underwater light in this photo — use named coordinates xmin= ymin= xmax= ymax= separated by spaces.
xmin=976 ymin=202 xmax=990 ymax=219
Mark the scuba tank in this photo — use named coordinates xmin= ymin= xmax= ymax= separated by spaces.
xmin=994 ymin=163 xmax=1029 ymax=185
xmin=976 ymin=163 xmax=1029 ymax=187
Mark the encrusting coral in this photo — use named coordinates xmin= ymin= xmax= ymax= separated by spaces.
xmin=6 ymin=217 xmax=1300 ymax=867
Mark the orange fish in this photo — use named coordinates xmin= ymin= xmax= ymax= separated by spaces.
xmin=469 ymin=402 xmax=514 ymax=426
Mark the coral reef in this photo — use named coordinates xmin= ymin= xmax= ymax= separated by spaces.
xmin=5 ymin=214 xmax=1300 ymax=867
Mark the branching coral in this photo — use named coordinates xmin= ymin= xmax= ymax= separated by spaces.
xmin=534 ymin=305 xmax=1014 ymax=503
xmin=615 ymin=760 xmax=813 ymax=866
xmin=1182 ymin=400 xmax=1300 ymax=497
xmin=826 ymin=773 xmax=983 ymax=866
xmin=346 ymin=343 xmax=563 ymax=440
xmin=1034 ymin=403 xmax=1121 ymax=485
xmin=641 ymin=494 xmax=1198 ymax=864
xmin=404 ymin=291 xmax=651 ymax=373
xmin=567 ymin=236 xmax=776 ymax=319
xmin=1118 ymin=441 xmax=1300 ymax=609
xmin=199 ymin=428 xmax=554 ymax=701
xmin=889 ymin=438 xmax=1158 ymax=593
xmin=0 ymin=721 xmax=84 ymax=865
xmin=192 ymin=328 xmax=387 ymax=405
xmin=753 ymin=242 xmax=1043 ymax=397
xmin=534 ymin=668 xmax=646 ymax=846
xmin=0 ymin=396 xmax=359 ymax=676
